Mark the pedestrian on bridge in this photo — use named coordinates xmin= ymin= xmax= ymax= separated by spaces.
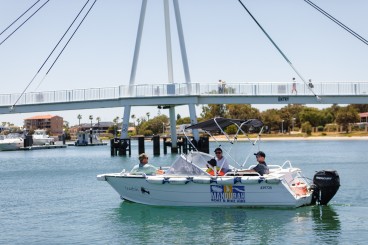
xmin=291 ymin=77 xmax=297 ymax=95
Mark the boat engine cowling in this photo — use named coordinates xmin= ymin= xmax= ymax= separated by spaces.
xmin=311 ymin=170 xmax=340 ymax=205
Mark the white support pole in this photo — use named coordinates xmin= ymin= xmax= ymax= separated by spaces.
xmin=121 ymin=106 xmax=131 ymax=139
xmin=173 ymin=0 xmax=199 ymax=140
xmin=164 ymin=0 xmax=177 ymax=148
xmin=173 ymin=0 xmax=190 ymax=86
xmin=122 ymin=0 xmax=147 ymax=139
xmin=129 ymin=0 xmax=147 ymax=89
xmin=164 ymin=0 xmax=174 ymax=84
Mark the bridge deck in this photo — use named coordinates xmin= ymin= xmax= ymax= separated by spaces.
xmin=1 ymin=82 xmax=367 ymax=114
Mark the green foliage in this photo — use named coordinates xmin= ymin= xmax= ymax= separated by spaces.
xmin=201 ymin=104 xmax=226 ymax=119
xmin=226 ymin=104 xmax=260 ymax=119
xmin=177 ymin=117 xmax=191 ymax=125
xmin=351 ymin=104 xmax=368 ymax=113
xmin=225 ymin=125 xmax=238 ymax=134
xmin=335 ymin=105 xmax=360 ymax=133
xmin=144 ymin=115 xmax=169 ymax=135
xmin=299 ymin=107 xmax=324 ymax=127
xmin=301 ymin=122 xmax=312 ymax=135
xmin=261 ymin=109 xmax=282 ymax=132
xmin=143 ymin=130 xmax=153 ymax=136
xmin=317 ymin=126 xmax=324 ymax=132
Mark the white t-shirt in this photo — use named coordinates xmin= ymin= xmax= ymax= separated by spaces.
xmin=216 ymin=157 xmax=230 ymax=172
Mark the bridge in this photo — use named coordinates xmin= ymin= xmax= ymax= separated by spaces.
xmin=1 ymin=81 xmax=367 ymax=114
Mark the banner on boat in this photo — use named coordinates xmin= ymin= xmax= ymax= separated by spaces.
xmin=210 ymin=185 xmax=245 ymax=203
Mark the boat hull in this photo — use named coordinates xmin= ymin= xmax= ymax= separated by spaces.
xmin=100 ymin=174 xmax=313 ymax=208
xmin=0 ymin=139 xmax=23 ymax=151
xmin=32 ymin=138 xmax=54 ymax=145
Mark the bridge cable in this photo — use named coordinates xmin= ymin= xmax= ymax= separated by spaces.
xmin=33 ymin=0 xmax=92 ymax=91
xmin=0 ymin=0 xmax=50 ymax=47
xmin=42 ymin=0 xmax=98 ymax=76
xmin=304 ymin=0 xmax=368 ymax=46
xmin=0 ymin=0 xmax=41 ymax=36
xmin=10 ymin=0 xmax=97 ymax=110
xmin=237 ymin=0 xmax=320 ymax=100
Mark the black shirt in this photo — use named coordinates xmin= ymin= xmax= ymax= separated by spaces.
xmin=253 ymin=162 xmax=269 ymax=176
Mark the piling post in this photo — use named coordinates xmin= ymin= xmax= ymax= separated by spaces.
xmin=138 ymin=136 xmax=145 ymax=154
xmin=24 ymin=135 xmax=33 ymax=147
xmin=110 ymin=139 xmax=116 ymax=156
xmin=152 ymin=135 xmax=160 ymax=155
xmin=163 ymin=137 xmax=167 ymax=154
xmin=198 ymin=137 xmax=209 ymax=153
xmin=119 ymin=139 xmax=131 ymax=156
xmin=182 ymin=137 xmax=188 ymax=154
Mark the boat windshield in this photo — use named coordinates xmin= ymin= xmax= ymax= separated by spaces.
xmin=165 ymin=152 xmax=210 ymax=176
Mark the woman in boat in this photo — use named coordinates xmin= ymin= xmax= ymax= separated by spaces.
xmin=130 ymin=153 xmax=158 ymax=175
xmin=206 ymin=158 xmax=225 ymax=176
xmin=214 ymin=148 xmax=230 ymax=173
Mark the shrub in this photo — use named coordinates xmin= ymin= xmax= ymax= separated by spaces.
xmin=301 ymin=122 xmax=312 ymax=136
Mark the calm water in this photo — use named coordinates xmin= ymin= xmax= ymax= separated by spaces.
xmin=1 ymin=140 xmax=368 ymax=244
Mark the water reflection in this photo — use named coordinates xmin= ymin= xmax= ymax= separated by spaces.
xmin=111 ymin=203 xmax=338 ymax=244
xmin=311 ymin=206 xmax=341 ymax=244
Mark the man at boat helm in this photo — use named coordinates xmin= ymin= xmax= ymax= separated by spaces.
xmin=130 ymin=153 xmax=159 ymax=175
xmin=206 ymin=159 xmax=225 ymax=176
xmin=214 ymin=147 xmax=230 ymax=173
xmin=250 ymin=151 xmax=270 ymax=176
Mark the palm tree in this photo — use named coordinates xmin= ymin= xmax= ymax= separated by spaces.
xmin=96 ymin=117 xmax=101 ymax=134
xmin=77 ymin=114 xmax=82 ymax=125
xmin=77 ymin=114 xmax=82 ymax=130
xmin=131 ymin=114 xmax=136 ymax=126
xmin=113 ymin=116 xmax=120 ymax=137
xmin=89 ymin=115 xmax=93 ymax=129
xmin=146 ymin=112 xmax=150 ymax=121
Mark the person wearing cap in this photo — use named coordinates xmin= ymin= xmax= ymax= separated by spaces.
xmin=214 ymin=147 xmax=230 ymax=173
xmin=252 ymin=151 xmax=269 ymax=176
xmin=206 ymin=158 xmax=225 ymax=176
xmin=130 ymin=153 xmax=158 ymax=175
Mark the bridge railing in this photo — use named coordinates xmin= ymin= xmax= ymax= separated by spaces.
xmin=1 ymin=82 xmax=367 ymax=106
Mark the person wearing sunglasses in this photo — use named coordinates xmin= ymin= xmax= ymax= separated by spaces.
xmin=214 ymin=148 xmax=230 ymax=173
xmin=130 ymin=153 xmax=158 ymax=175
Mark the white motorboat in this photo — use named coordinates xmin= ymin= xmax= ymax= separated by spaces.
xmin=97 ymin=118 xmax=340 ymax=208
xmin=75 ymin=131 xmax=101 ymax=146
xmin=32 ymin=129 xmax=55 ymax=145
xmin=0 ymin=134 xmax=23 ymax=151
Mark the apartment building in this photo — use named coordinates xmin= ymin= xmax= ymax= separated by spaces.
xmin=24 ymin=114 xmax=63 ymax=135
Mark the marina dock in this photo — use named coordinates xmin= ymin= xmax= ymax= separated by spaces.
xmin=20 ymin=144 xmax=67 ymax=150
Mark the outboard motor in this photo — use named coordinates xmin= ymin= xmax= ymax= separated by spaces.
xmin=311 ymin=170 xmax=340 ymax=205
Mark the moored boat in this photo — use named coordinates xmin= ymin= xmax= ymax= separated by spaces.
xmin=0 ymin=134 xmax=24 ymax=151
xmin=32 ymin=129 xmax=55 ymax=145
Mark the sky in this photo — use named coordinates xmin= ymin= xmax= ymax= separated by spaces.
xmin=0 ymin=0 xmax=367 ymax=126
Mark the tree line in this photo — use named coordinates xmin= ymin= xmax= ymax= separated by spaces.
xmin=112 ymin=104 xmax=367 ymax=136
xmin=64 ymin=104 xmax=367 ymax=138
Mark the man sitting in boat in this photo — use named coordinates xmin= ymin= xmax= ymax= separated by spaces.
xmin=206 ymin=159 xmax=225 ymax=176
xmin=249 ymin=151 xmax=270 ymax=176
xmin=130 ymin=153 xmax=159 ymax=175
xmin=214 ymin=148 xmax=230 ymax=173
